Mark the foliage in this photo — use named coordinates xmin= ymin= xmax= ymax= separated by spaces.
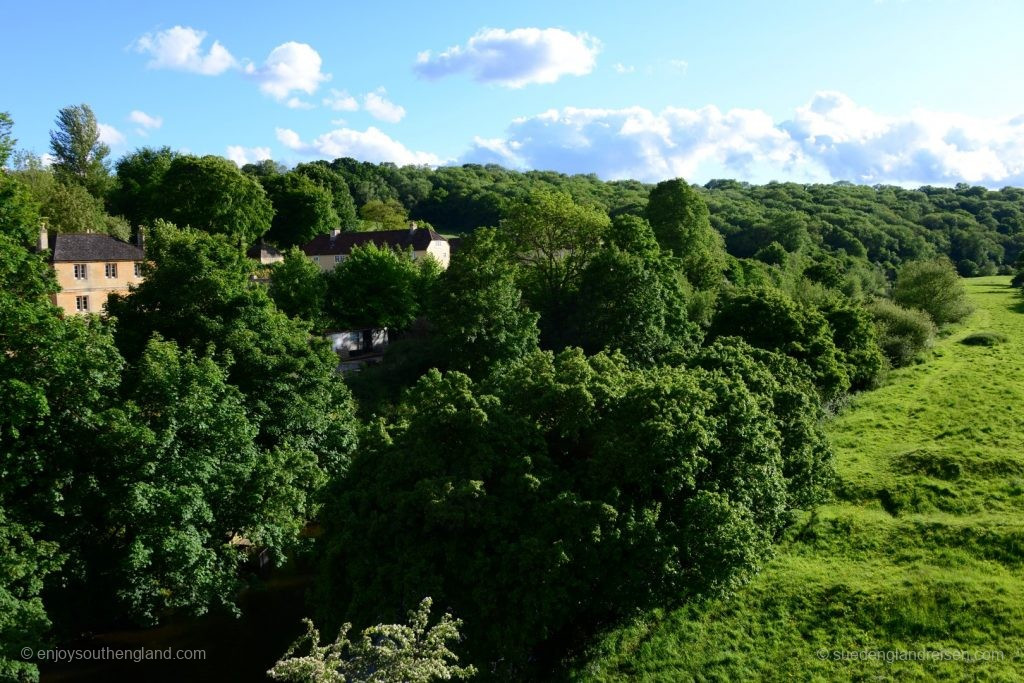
xmin=359 ymin=198 xmax=408 ymax=230
xmin=645 ymin=178 xmax=726 ymax=288
xmin=709 ymin=287 xmax=851 ymax=401
xmin=959 ymin=330 xmax=1007 ymax=346
xmin=571 ymin=277 xmax=1024 ymax=682
xmin=109 ymin=146 xmax=179 ymax=228
xmin=0 ymin=171 xmax=41 ymax=246
xmin=49 ymin=104 xmax=112 ymax=199
xmin=0 ymin=111 xmax=15 ymax=167
xmin=156 ymin=155 xmax=274 ymax=246
xmin=268 ymin=598 xmax=475 ymax=683
xmin=428 ymin=227 xmax=539 ymax=378
xmin=893 ymin=258 xmax=974 ymax=326
xmin=294 ymin=162 xmax=359 ymax=230
xmin=324 ymin=243 xmax=422 ymax=331
xmin=270 ymin=246 xmax=329 ymax=328
xmin=263 ymin=172 xmax=340 ymax=248
xmin=866 ymin=298 xmax=936 ymax=368
xmin=319 ymin=343 xmax=832 ymax=674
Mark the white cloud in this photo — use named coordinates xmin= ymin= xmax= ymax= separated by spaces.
xmin=248 ymin=41 xmax=330 ymax=101
xmin=363 ymin=88 xmax=406 ymax=123
xmin=128 ymin=110 xmax=163 ymax=136
xmin=98 ymin=123 xmax=127 ymax=147
xmin=459 ymin=92 xmax=1024 ymax=187
xmin=133 ymin=26 xmax=236 ymax=75
xmin=613 ymin=63 xmax=635 ymax=74
xmin=286 ymin=97 xmax=314 ymax=110
xmin=323 ymin=88 xmax=359 ymax=111
xmin=668 ymin=59 xmax=689 ymax=74
xmin=414 ymin=27 xmax=600 ymax=88
xmin=276 ymin=126 xmax=439 ymax=166
xmin=226 ymin=145 xmax=272 ymax=167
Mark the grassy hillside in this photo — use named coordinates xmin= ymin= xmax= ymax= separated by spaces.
xmin=571 ymin=277 xmax=1024 ymax=682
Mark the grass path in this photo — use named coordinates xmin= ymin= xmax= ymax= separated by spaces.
xmin=572 ymin=277 xmax=1024 ymax=682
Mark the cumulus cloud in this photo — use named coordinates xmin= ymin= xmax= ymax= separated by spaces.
xmin=276 ymin=126 xmax=439 ymax=166
xmin=415 ymin=27 xmax=600 ymax=88
xmin=286 ymin=97 xmax=314 ymax=110
xmin=133 ymin=26 xmax=236 ymax=75
xmin=459 ymin=92 xmax=1024 ymax=187
xmin=247 ymin=41 xmax=330 ymax=101
xmin=363 ymin=88 xmax=406 ymax=123
xmin=613 ymin=63 xmax=635 ymax=74
xmin=128 ymin=110 xmax=162 ymax=136
xmin=98 ymin=123 xmax=127 ymax=147
xmin=226 ymin=145 xmax=272 ymax=167
xmin=323 ymin=88 xmax=359 ymax=111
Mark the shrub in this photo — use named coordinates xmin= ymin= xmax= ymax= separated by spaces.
xmin=867 ymin=298 xmax=937 ymax=367
xmin=960 ymin=331 xmax=1007 ymax=346
xmin=893 ymin=259 xmax=973 ymax=326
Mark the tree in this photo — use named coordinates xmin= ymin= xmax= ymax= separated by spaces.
xmin=324 ymin=243 xmax=421 ymax=330
xmin=262 ymin=172 xmax=339 ymax=248
xmin=892 ymin=258 xmax=973 ymax=326
xmin=0 ymin=111 xmax=15 ymax=167
xmin=268 ymin=598 xmax=476 ymax=683
xmin=156 ymin=155 xmax=274 ymax=246
xmin=295 ymin=162 xmax=359 ymax=231
xmin=646 ymin=179 xmax=727 ymax=288
xmin=867 ymin=298 xmax=936 ymax=367
xmin=109 ymin=146 xmax=178 ymax=228
xmin=270 ymin=247 xmax=328 ymax=328
xmin=500 ymin=189 xmax=610 ymax=344
xmin=359 ymin=198 xmax=408 ymax=230
xmin=49 ymin=104 xmax=112 ymax=198
xmin=428 ymin=227 xmax=539 ymax=377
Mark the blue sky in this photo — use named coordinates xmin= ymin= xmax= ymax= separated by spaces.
xmin=4 ymin=0 xmax=1024 ymax=186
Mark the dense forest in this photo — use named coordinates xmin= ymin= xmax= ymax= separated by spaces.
xmin=1 ymin=106 xmax=1018 ymax=681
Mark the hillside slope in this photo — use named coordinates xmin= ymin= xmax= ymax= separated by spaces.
xmin=572 ymin=277 xmax=1024 ymax=682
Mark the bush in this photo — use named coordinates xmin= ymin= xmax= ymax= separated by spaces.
xmin=960 ymin=331 xmax=1007 ymax=346
xmin=893 ymin=259 xmax=973 ymax=326
xmin=867 ymin=298 xmax=936 ymax=367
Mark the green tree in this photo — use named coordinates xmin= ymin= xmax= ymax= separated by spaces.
xmin=324 ymin=243 xmax=421 ymax=330
xmin=429 ymin=227 xmax=539 ymax=377
xmin=645 ymin=178 xmax=726 ymax=288
xmin=0 ymin=111 xmax=15 ymax=167
xmin=40 ymin=181 xmax=107 ymax=234
xmin=109 ymin=146 xmax=178 ymax=228
xmin=268 ymin=598 xmax=476 ymax=683
xmin=295 ymin=162 xmax=359 ymax=231
xmin=270 ymin=247 xmax=328 ymax=328
xmin=892 ymin=258 xmax=973 ymax=326
xmin=359 ymin=198 xmax=408 ymax=230
xmin=49 ymin=104 xmax=112 ymax=198
xmin=867 ymin=298 xmax=936 ymax=367
xmin=262 ymin=172 xmax=340 ymax=248
xmin=156 ymin=155 xmax=274 ymax=246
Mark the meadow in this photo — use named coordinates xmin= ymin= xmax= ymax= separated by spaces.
xmin=571 ymin=276 xmax=1024 ymax=682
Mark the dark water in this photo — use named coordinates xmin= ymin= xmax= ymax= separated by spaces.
xmin=39 ymin=574 xmax=313 ymax=683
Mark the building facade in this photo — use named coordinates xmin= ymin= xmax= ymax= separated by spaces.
xmin=42 ymin=227 xmax=146 ymax=315
xmin=301 ymin=225 xmax=451 ymax=271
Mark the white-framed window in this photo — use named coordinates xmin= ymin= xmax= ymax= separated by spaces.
xmin=334 ymin=254 xmax=343 ymax=262
xmin=134 ymin=262 xmax=142 ymax=277
xmin=314 ymin=255 xmax=320 ymax=262
xmin=75 ymin=295 xmax=89 ymax=312
xmin=105 ymin=263 xmax=117 ymax=278
xmin=73 ymin=263 xmax=88 ymax=279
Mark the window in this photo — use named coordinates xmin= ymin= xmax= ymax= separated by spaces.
xmin=335 ymin=255 xmax=343 ymax=263
xmin=105 ymin=263 xmax=117 ymax=278
xmin=134 ymin=262 xmax=142 ymax=277
xmin=314 ymin=255 xmax=320 ymax=262
xmin=73 ymin=263 xmax=88 ymax=279
xmin=75 ymin=295 xmax=89 ymax=312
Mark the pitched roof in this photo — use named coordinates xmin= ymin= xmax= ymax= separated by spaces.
xmin=51 ymin=233 xmax=144 ymax=262
xmin=246 ymin=241 xmax=284 ymax=259
xmin=301 ymin=227 xmax=447 ymax=256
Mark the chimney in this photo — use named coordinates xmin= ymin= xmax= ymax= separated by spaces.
xmin=37 ymin=219 xmax=48 ymax=253
xmin=331 ymin=227 xmax=341 ymax=239
xmin=136 ymin=227 xmax=145 ymax=252
xmin=409 ymin=221 xmax=417 ymax=235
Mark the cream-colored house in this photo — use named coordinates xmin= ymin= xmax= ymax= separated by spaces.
xmin=41 ymin=227 xmax=145 ymax=315
xmin=301 ymin=225 xmax=450 ymax=272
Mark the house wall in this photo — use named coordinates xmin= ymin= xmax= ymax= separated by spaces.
xmin=421 ymin=240 xmax=451 ymax=269
xmin=307 ymin=243 xmax=450 ymax=272
xmin=51 ymin=260 xmax=143 ymax=315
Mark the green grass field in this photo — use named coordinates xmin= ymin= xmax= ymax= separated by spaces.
xmin=570 ymin=277 xmax=1024 ymax=682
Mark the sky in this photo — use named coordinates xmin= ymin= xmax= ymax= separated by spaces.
xmin=3 ymin=0 xmax=1024 ymax=186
